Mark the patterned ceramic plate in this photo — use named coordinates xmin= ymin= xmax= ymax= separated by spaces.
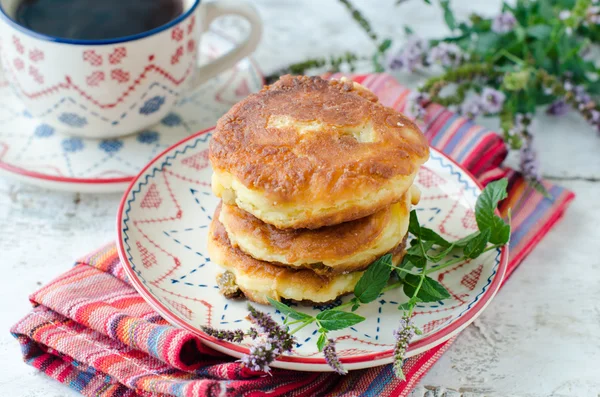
xmin=0 ymin=29 xmax=263 ymax=192
xmin=117 ymin=129 xmax=508 ymax=371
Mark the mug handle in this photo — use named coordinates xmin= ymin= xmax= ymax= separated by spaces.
xmin=191 ymin=0 xmax=262 ymax=88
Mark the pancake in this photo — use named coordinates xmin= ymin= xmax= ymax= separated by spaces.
xmin=219 ymin=185 xmax=418 ymax=274
xmin=209 ymin=75 xmax=429 ymax=229
xmin=208 ymin=203 xmax=407 ymax=305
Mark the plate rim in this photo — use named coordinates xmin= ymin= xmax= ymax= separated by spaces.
xmin=116 ymin=127 xmax=509 ymax=368
xmin=0 ymin=36 xmax=265 ymax=189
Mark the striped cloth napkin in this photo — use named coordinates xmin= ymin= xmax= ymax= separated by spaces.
xmin=11 ymin=73 xmax=575 ymax=397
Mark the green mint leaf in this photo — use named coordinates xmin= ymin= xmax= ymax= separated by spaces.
xmin=440 ymin=0 xmax=456 ymax=31
xmin=408 ymin=210 xmax=421 ymax=236
xmin=464 ymin=228 xmax=491 ymax=258
xmin=526 ymin=25 xmax=552 ymax=40
xmin=353 ymin=254 xmax=393 ymax=303
xmin=403 ymin=254 xmax=427 ymax=269
xmin=350 ymin=297 xmax=361 ymax=312
xmin=267 ymin=298 xmax=313 ymax=321
xmin=490 ymin=215 xmax=511 ymax=245
xmin=378 ymin=38 xmax=392 ymax=53
xmin=419 ymin=227 xmax=452 ymax=247
xmin=397 ymin=301 xmax=412 ymax=311
xmin=316 ymin=310 xmax=366 ymax=331
xmin=528 ymin=178 xmax=552 ymax=199
xmin=404 ymin=26 xmax=414 ymax=35
xmin=403 ymin=275 xmax=451 ymax=303
xmin=316 ymin=332 xmax=327 ymax=352
xmin=475 ymin=179 xmax=508 ymax=234
xmin=414 ymin=327 xmax=423 ymax=335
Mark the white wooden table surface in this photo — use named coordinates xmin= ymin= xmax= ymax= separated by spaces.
xmin=1 ymin=1 xmax=599 ymax=396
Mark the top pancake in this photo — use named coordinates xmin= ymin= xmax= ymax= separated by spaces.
xmin=210 ymin=75 xmax=429 ymax=229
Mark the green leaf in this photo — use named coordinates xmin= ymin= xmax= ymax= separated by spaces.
xmin=397 ymin=301 xmax=413 ymax=311
xmin=474 ymin=32 xmax=500 ymax=57
xmin=526 ymin=25 xmax=552 ymax=40
xmin=404 ymin=26 xmax=414 ymax=35
xmin=378 ymin=38 xmax=392 ymax=53
xmin=464 ymin=228 xmax=491 ymax=258
xmin=408 ymin=210 xmax=421 ymax=236
xmin=353 ymin=254 xmax=393 ymax=303
xmin=419 ymin=227 xmax=452 ymax=247
xmin=267 ymin=298 xmax=313 ymax=321
xmin=440 ymin=0 xmax=456 ymax=31
xmin=316 ymin=310 xmax=365 ymax=331
xmin=490 ymin=215 xmax=511 ymax=245
xmin=316 ymin=332 xmax=327 ymax=352
xmin=537 ymin=0 xmax=554 ymax=19
xmin=475 ymin=178 xmax=509 ymax=233
xmin=403 ymin=275 xmax=451 ymax=302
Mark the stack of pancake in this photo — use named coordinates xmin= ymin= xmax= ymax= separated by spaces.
xmin=207 ymin=75 xmax=429 ymax=305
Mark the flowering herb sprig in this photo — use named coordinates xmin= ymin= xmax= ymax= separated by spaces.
xmin=207 ymin=179 xmax=511 ymax=379
xmin=268 ymin=0 xmax=600 ymax=195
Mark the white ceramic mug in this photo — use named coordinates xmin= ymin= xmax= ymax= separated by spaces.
xmin=0 ymin=0 xmax=262 ymax=138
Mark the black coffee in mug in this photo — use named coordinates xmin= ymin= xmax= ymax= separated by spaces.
xmin=15 ymin=0 xmax=184 ymax=40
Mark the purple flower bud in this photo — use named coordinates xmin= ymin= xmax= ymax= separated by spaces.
xmin=406 ymin=91 xmax=429 ymax=120
xmin=460 ymin=96 xmax=483 ymax=119
xmin=323 ymin=339 xmax=347 ymax=375
xmin=393 ymin=315 xmax=417 ymax=379
xmin=247 ymin=304 xmax=295 ymax=352
xmin=480 ymin=87 xmax=506 ymax=114
xmin=546 ymin=99 xmax=569 ymax=116
xmin=388 ymin=37 xmax=427 ymax=72
xmin=427 ymin=42 xmax=463 ymax=67
xmin=239 ymin=338 xmax=282 ymax=373
xmin=520 ymin=137 xmax=541 ymax=182
xmin=201 ymin=326 xmax=246 ymax=343
xmin=492 ymin=12 xmax=517 ymax=33
xmin=559 ymin=10 xmax=571 ymax=20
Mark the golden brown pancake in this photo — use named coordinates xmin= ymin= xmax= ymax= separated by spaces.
xmin=210 ymin=75 xmax=430 ymax=229
xmin=208 ymin=203 xmax=407 ymax=305
xmin=219 ymin=186 xmax=418 ymax=274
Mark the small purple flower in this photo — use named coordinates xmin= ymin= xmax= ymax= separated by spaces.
xmin=427 ymin=42 xmax=463 ymax=67
xmin=520 ymin=137 xmax=541 ymax=182
xmin=239 ymin=338 xmax=282 ymax=373
xmin=586 ymin=6 xmax=600 ymax=24
xmin=201 ymin=326 xmax=246 ymax=343
xmin=460 ymin=96 xmax=483 ymax=119
xmin=247 ymin=304 xmax=295 ymax=351
xmin=388 ymin=36 xmax=427 ymax=72
xmin=393 ymin=315 xmax=417 ymax=379
xmin=480 ymin=87 xmax=506 ymax=114
xmin=559 ymin=10 xmax=571 ymax=20
xmin=492 ymin=12 xmax=517 ymax=34
xmin=546 ymin=99 xmax=569 ymax=116
xmin=323 ymin=339 xmax=347 ymax=375
xmin=406 ymin=91 xmax=429 ymax=120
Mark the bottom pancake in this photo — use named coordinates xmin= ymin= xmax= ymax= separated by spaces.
xmin=208 ymin=203 xmax=407 ymax=305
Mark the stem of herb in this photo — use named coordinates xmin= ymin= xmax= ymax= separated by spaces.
xmin=424 ymin=244 xmax=502 ymax=275
xmin=289 ymin=320 xmax=314 ymax=335
xmin=381 ymin=280 xmax=404 ymax=293
xmin=390 ymin=265 xmax=422 ymax=276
